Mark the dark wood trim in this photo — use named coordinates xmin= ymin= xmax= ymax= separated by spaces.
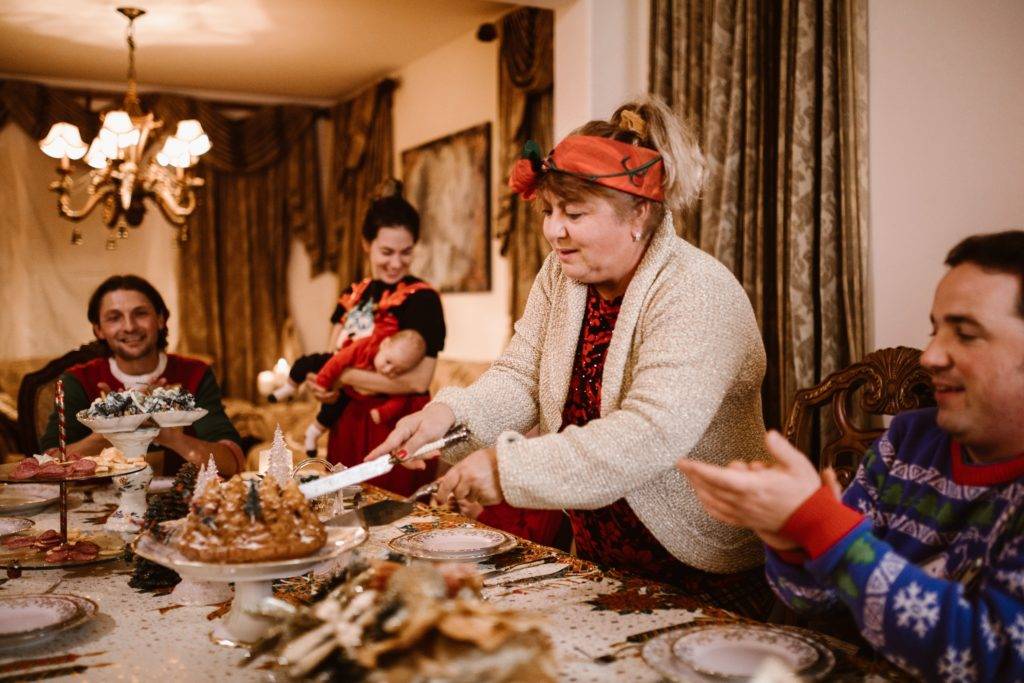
xmin=16 ymin=341 xmax=107 ymax=454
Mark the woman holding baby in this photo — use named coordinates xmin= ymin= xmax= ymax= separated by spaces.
xmin=307 ymin=182 xmax=446 ymax=496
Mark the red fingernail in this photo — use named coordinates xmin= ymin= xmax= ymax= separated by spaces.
xmin=396 ymin=450 xmax=407 ymax=460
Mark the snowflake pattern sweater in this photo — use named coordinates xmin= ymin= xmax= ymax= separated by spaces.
xmin=766 ymin=408 xmax=1024 ymax=682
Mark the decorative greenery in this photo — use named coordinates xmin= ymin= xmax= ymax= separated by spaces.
xmin=129 ymin=463 xmax=199 ymax=591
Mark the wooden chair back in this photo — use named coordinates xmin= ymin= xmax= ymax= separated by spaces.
xmin=16 ymin=341 xmax=106 ymax=454
xmin=783 ymin=346 xmax=935 ymax=486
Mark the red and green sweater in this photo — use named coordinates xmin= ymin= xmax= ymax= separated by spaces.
xmin=767 ymin=408 xmax=1024 ymax=681
xmin=40 ymin=354 xmax=243 ymax=472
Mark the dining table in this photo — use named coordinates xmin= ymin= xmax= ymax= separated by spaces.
xmin=0 ymin=482 xmax=908 ymax=681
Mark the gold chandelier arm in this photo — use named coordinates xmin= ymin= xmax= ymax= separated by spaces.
xmin=151 ymin=185 xmax=197 ymax=226
xmin=50 ymin=180 xmax=117 ymax=222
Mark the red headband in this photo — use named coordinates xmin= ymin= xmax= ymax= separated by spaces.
xmin=509 ymin=135 xmax=665 ymax=202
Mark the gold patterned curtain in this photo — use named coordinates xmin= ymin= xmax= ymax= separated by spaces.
xmin=650 ymin=0 xmax=869 ymax=433
xmin=0 ymin=80 xmax=328 ymax=401
xmin=328 ymin=79 xmax=396 ymax=288
xmin=497 ymin=7 xmax=554 ymax=321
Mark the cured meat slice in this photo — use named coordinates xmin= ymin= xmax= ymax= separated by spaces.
xmin=11 ymin=459 xmax=40 ymax=480
xmin=69 ymin=459 xmax=97 ymax=475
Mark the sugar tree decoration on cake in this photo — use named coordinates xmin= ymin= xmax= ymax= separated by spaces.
xmin=193 ymin=455 xmax=219 ymax=500
xmin=129 ymin=463 xmax=199 ymax=591
xmin=265 ymin=424 xmax=293 ymax=486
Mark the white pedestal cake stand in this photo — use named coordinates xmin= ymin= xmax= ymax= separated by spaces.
xmin=100 ymin=427 xmax=159 ymax=533
xmin=134 ymin=525 xmax=367 ymax=645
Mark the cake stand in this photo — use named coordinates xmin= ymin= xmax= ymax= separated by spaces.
xmin=101 ymin=428 xmax=159 ymax=533
xmin=134 ymin=524 xmax=367 ymax=645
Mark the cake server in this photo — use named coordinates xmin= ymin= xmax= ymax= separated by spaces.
xmin=352 ymin=481 xmax=439 ymax=527
xmin=299 ymin=425 xmax=469 ymax=500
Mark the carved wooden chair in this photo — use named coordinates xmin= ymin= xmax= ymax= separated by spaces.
xmin=783 ymin=346 xmax=935 ymax=487
xmin=16 ymin=341 xmax=107 ymax=455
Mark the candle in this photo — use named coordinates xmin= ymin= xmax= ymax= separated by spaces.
xmin=273 ymin=357 xmax=290 ymax=383
xmin=56 ymin=378 xmax=66 ymax=462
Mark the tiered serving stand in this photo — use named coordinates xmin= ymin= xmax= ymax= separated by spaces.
xmin=0 ymin=382 xmax=206 ymax=569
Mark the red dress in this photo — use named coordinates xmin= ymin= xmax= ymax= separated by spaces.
xmin=327 ymin=389 xmax=436 ymax=496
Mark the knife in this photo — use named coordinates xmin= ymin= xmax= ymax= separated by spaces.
xmin=299 ymin=425 xmax=469 ymax=500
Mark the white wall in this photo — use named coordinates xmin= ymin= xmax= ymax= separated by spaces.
xmin=552 ymin=0 xmax=649 ymax=138
xmin=868 ymin=0 xmax=1024 ymax=350
xmin=392 ymin=22 xmax=509 ymax=362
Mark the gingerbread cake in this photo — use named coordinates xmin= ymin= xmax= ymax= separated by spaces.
xmin=176 ymin=475 xmax=326 ymax=563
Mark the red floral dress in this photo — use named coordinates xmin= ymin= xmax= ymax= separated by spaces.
xmin=562 ymin=287 xmax=772 ymax=619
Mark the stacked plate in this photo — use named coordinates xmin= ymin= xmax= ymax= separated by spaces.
xmin=0 ymin=484 xmax=59 ymax=515
xmin=389 ymin=527 xmax=517 ymax=561
xmin=0 ymin=594 xmax=98 ymax=650
xmin=642 ymin=623 xmax=835 ymax=681
xmin=0 ymin=517 xmax=34 ymax=536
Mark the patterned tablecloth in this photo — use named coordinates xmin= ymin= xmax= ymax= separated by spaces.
xmin=0 ymin=484 xmax=905 ymax=681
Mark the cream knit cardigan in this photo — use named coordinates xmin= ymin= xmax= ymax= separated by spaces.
xmin=433 ymin=216 xmax=768 ymax=573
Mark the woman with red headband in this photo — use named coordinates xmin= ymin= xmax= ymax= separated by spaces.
xmin=369 ymin=97 xmax=772 ymax=617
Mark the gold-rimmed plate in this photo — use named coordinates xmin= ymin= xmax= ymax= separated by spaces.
xmin=388 ymin=527 xmax=518 ymax=561
xmin=0 ymin=593 xmax=98 ymax=650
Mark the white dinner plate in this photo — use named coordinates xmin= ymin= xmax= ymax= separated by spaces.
xmin=0 ymin=484 xmax=59 ymax=515
xmin=642 ymin=623 xmax=835 ymax=682
xmin=389 ymin=527 xmax=518 ymax=561
xmin=0 ymin=593 xmax=97 ymax=650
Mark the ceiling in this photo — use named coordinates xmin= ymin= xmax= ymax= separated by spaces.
xmin=0 ymin=0 xmax=514 ymax=102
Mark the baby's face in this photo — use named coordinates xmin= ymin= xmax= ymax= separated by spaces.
xmin=373 ymin=338 xmax=420 ymax=377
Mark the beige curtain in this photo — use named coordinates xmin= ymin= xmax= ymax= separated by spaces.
xmin=327 ymin=79 xmax=396 ymax=289
xmin=496 ymin=7 xmax=554 ymax=321
xmin=650 ymin=0 xmax=869 ymax=433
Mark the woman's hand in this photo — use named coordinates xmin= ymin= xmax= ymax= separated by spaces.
xmin=304 ymin=373 xmax=341 ymax=404
xmin=365 ymin=402 xmax=456 ymax=469
xmin=435 ymin=448 xmax=504 ymax=507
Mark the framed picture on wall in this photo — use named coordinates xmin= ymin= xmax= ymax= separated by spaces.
xmin=401 ymin=122 xmax=491 ymax=293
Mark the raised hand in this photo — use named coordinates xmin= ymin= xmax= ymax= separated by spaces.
xmin=676 ymin=430 xmax=821 ymax=535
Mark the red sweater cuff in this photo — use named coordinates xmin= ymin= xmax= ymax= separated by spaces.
xmin=771 ymin=547 xmax=809 ymax=564
xmin=781 ymin=485 xmax=865 ymax=559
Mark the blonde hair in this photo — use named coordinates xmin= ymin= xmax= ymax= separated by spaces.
xmin=537 ymin=95 xmax=705 ymax=229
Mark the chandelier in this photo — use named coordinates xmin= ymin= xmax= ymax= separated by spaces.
xmin=38 ymin=7 xmax=210 ymax=248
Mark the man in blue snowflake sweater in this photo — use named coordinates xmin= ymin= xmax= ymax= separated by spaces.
xmin=678 ymin=230 xmax=1024 ymax=682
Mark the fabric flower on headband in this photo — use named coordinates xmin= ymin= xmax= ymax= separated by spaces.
xmin=508 ymin=140 xmax=545 ymax=201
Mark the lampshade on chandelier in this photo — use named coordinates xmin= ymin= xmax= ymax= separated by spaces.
xmin=39 ymin=7 xmax=210 ymax=247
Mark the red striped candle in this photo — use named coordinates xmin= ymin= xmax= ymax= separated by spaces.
xmin=56 ymin=379 xmax=66 ymax=461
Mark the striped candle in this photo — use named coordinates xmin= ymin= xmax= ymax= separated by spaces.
xmin=56 ymin=378 xmax=66 ymax=461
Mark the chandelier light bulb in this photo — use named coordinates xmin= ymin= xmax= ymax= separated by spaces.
xmin=102 ymin=110 xmax=141 ymax=150
xmin=175 ymin=119 xmax=203 ymax=141
xmin=85 ymin=137 xmax=109 ymax=169
xmin=175 ymin=120 xmax=211 ymax=157
xmin=39 ymin=123 xmax=88 ymax=160
xmin=102 ymin=110 xmax=134 ymax=134
xmin=156 ymin=136 xmax=192 ymax=168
